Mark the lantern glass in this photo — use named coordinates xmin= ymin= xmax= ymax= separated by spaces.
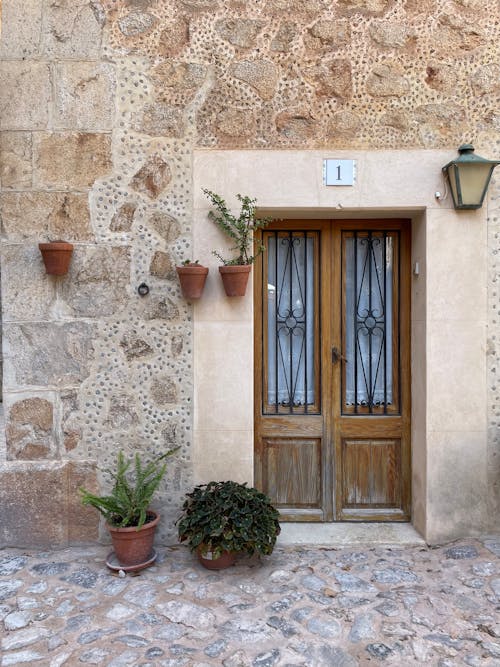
xmin=450 ymin=162 xmax=494 ymax=208
xmin=443 ymin=145 xmax=500 ymax=210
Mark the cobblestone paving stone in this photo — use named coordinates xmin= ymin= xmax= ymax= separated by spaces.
xmin=0 ymin=537 xmax=499 ymax=666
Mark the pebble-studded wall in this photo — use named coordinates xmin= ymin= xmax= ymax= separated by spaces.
xmin=0 ymin=0 xmax=499 ymax=546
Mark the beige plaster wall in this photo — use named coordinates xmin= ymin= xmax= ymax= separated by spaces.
xmin=193 ymin=149 xmax=489 ymax=543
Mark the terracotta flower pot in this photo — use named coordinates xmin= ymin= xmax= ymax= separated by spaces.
xmin=219 ymin=264 xmax=252 ymax=297
xmin=107 ymin=511 xmax=159 ymax=567
xmin=39 ymin=241 xmax=74 ymax=276
xmin=176 ymin=264 xmax=209 ymax=299
xmin=197 ymin=548 xmax=236 ymax=570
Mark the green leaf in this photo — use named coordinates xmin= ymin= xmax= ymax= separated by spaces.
xmin=79 ymin=447 xmax=179 ymax=528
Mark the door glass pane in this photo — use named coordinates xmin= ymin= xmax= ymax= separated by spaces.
xmin=264 ymin=231 xmax=319 ymax=414
xmin=343 ymin=231 xmax=399 ymax=414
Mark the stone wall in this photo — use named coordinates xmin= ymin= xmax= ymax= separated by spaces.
xmin=0 ymin=0 xmax=499 ymax=546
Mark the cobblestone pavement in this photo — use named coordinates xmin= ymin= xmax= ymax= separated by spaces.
xmin=1 ymin=537 xmax=499 ymax=667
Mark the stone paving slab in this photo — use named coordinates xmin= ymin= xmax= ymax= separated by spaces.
xmin=0 ymin=537 xmax=499 ymax=666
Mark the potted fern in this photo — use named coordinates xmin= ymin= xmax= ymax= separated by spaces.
xmin=203 ymin=189 xmax=271 ymax=296
xmin=80 ymin=448 xmax=177 ymax=570
xmin=176 ymin=480 xmax=281 ymax=569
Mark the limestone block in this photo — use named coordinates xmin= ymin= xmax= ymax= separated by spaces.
xmin=327 ymin=110 xmax=361 ymax=139
xmin=405 ymin=0 xmax=436 ymax=12
xmin=231 ymin=60 xmax=279 ymax=100
xmin=110 ymin=202 xmax=137 ymax=232
xmin=60 ymin=246 xmax=131 ymax=317
xmin=0 ymin=0 xmax=43 ymax=58
xmin=414 ymin=103 xmax=466 ymax=141
xmin=471 ymin=64 xmax=500 ymax=96
xmin=54 ymin=62 xmax=116 ymax=131
xmin=0 ymin=245 xmax=56 ymax=322
xmin=135 ymin=103 xmax=186 ymax=137
xmin=151 ymin=376 xmax=178 ymax=405
xmin=304 ymin=20 xmax=351 ymax=50
xmin=42 ymin=0 xmax=103 ymax=59
xmin=270 ymin=22 xmax=298 ymax=52
xmin=265 ymin=0 xmax=324 ymax=14
xmin=302 ymin=60 xmax=353 ymax=99
xmin=0 ymin=463 xmax=68 ymax=546
xmin=157 ymin=19 xmax=190 ymax=57
xmin=4 ymin=322 xmax=95 ymax=388
xmin=181 ymin=0 xmax=219 ymax=10
xmin=118 ymin=9 xmax=158 ymax=36
xmin=0 ymin=461 xmax=99 ymax=547
xmin=0 ymin=192 xmax=92 ymax=242
xmin=436 ymin=13 xmax=485 ymax=53
xmin=0 ymin=132 xmax=33 ymax=189
xmin=6 ymin=397 xmax=55 ymax=461
xmin=150 ymin=251 xmax=175 ymax=279
xmin=215 ymin=19 xmax=266 ymax=48
xmin=216 ymin=109 xmax=256 ymax=138
xmin=275 ymin=111 xmax=318 ymax=141
xmin=130 ymin=154 xmax=172 ymax=199
xmin=105 ymin=395 xmax=139 ymax=429
xmin=337 ymin=0 xmax=390 ymax=12
xmin=142 ymin=296 xmax=180 ymax=321
xmin=366 ymin=64 xmax=409 ymax=97
xmin=146 ymin=212 xmax=181 ymax=242
xmin=61 ymin=390 xmax=81 ymax=453
xmin=120 ymin=334 xmax=154 ymax=360
xmin=0 ymin=62 xmax=50 ymax=130
xmin=67 ymin=461 xmax=99 ymax=543
xmin=380 ymin=110 xmax=411 ymax=131
xmin=50 ymin=194 xmax=94 ymax=241
xmin=171 ymin=333 xmax=184 ymax=357
xmin=150 ymin=62 xmax=206 ymax=104
xmin=425 ymin=63 xmax=458 ymax=94
xmin=369 ymin=21 xmax=414 ymax=48
xmin=34 ymin=133 xmax=112 ymax=189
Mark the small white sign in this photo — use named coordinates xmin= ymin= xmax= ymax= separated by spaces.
xmin=323 ymin=159 xmax=355 ymax=186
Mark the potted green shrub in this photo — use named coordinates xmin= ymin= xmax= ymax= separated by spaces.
xmin=203 ymin=189 xmax=271 ymax=296
xmin=80 ymin=448 xmax=177 ymax=570
xmin=176 ymin=259 xmax=209 ymax=299
xmin=176 ymin=480 xmax=281 ymax=569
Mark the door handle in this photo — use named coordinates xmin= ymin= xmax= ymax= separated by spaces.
xmin=332 ymin=346 xmax=347 ymax=364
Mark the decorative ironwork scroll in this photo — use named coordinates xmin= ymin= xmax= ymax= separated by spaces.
xmin=343 ymin=231 xmax=399 ymax=414
xmin=264 ymin=231 xmax=319 ymax=414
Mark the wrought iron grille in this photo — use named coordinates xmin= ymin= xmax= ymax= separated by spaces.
xmin=343 ymin=231 xmax=400 ymax=415
xmin=264 ymin=231 xmax=319 ymax=414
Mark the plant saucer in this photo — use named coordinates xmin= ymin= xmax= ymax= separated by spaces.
xmin=106 ymin=548 xmax=157 ymax=573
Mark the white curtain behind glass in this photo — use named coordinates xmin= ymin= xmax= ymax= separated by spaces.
xmin=267 ymin=235 xmax=315 ymax=407
xmin=345 ymin=235 xmax=393 ymax=406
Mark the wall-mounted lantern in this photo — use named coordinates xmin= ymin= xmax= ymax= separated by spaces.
xmin=442 ymin=144 xmax=500 ymax=210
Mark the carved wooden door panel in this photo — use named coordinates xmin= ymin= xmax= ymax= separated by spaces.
xmin=254 ymin=220 xmax=411 ymax=522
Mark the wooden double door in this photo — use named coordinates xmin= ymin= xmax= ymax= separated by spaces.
xmin=254 ymin=220 xmax=411 ymax=522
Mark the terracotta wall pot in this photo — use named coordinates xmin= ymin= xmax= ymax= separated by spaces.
xmin=197 ymin=548 xmax=236 ymax=570
xmin=219 ymin=264 xmax=251 ymax=297
xmin=39 ymin=241 xmax=74 ymax=275
xmin=107 ymin=511 xmax=159 ymax=567
xmin=176 ymin=264 xmax=209 ymax=299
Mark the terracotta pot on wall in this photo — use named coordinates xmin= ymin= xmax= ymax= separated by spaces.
xmin=176 ymin=264 xmax=209 ymax=299
xmin=219 ymin=264 xmax=252 ymax=296
xmin=107 ymin=511 xmax=159 ymax=567
xmin=39 ymin=241 xmax=74 ymax=276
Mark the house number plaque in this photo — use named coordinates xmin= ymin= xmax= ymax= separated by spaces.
xmin=323 ymin=159 xmax=356 ymax=186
